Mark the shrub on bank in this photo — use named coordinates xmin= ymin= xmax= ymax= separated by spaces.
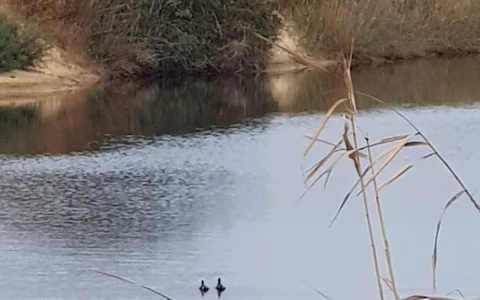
xmin=90 ymin=0 xmax=279 ymax=77
xmin=0 ymin=16 xmax=47 ymax=73
xmin=10 ymin=0 xmax=280 ymax=78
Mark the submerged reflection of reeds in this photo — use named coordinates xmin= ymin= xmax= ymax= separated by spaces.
xmin=270 ymin=56 xmax=480 ymax=113
xmin=1 ymin=57 xmax=480 ymax=155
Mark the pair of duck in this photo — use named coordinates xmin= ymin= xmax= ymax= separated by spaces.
xmin=199 ymin=278 xmax=226 ymax=294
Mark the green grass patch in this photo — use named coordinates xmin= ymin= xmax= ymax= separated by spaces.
xmin=0 ymin=15 xmax=48 ymax=73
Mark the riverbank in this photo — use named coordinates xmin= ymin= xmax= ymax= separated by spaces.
xmin=0 ymin=4 xmax=102 ymax=99
xmin=277 ymin=0 xmax=480 ymax=66
xmin=8 ymin=0 xmax=279 ymax=79
xmin=3 ymin=0 xmax=480 ymax=86
xmin=0 ymin=46 xmax=102 ymax=100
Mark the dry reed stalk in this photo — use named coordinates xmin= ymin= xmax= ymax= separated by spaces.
xmin=366 ymin=137 xmax=400 ymax=300
xmin=298 ymin=43 xmax=480 ymax=300
xmin=300 ymin=65 xmax=385 ymax=299
xmin=304 ymin=97 xmax=348 ymax=155
xmin=350 ymin=90 xmax=480 ymax=292
xmin=341 ymin=60 xmax=384 ymax=300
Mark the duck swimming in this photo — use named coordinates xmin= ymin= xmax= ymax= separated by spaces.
xmin=199 ymin=280 xmax=209 ymax=293
xmin=216 ymin=278 xmax=226 ymax=292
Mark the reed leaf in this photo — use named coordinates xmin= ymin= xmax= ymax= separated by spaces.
xmin=445 ymin=289 xmax=466 ymax=298
xmin=381 ymin=277 xmax=395 ymax=295
xmin=299 ymin=151 xmax=347 ymax=202
xmin=305 ymin=133 xmax=417 ymax=161
xmin=317 ymin=148 xmax=361 ymax=182
xmin=405 ymin=141 xmax=428 ymax=147
xmin=298 ymin=146 xmax=364 ymax=203
xmin=432 ymin=190 xmax=465 ymax=292
xmin=377 ymin=152 xmax=435 ymax=192
xmin=348 ymin=133 xmax=424 ymax=159
xmin=357 ymin=134 xmax=411 ymax=151
xmin=379 ymin=135 xmax=410 ymax=144
xmin=329 ymin=165 xmax=370 ymax=227
xmin=402 ymin=296 xmax=480 ymax=300
xmin=91 ymin=269 xmax=175 ymax=300
xmin=356 ymin=134 xmax=414 ymax=196
xmin=301 ymin=280 xmax=332 ymax=300
xmin=304 ymin=97 xmax=349 ymax=156
xmin=329 ymin=146 xmax=399 ymax=227
xmin=303 ymin=135 xmax=339 ymax=147
xmin=307 ymin=147 xmax=359 ymax=185
xmin=306 ymin=138 xmax=343 ymax=182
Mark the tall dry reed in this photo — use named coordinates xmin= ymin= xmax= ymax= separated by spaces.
xmin=298 ymin=50 xmax=480 ymax=299
xmin=279 ymin=0 xmax=480 ymax=64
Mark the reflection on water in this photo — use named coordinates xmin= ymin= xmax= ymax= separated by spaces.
xmin=0 ymin=76 xmax=276 ymax=155
xmin=270 ymin=56 xmax=480 ymax=112
xmin=0 ymin=57 xmax=480 ymax=299
xmin=2 ymin=57 xmax=480 ymax=155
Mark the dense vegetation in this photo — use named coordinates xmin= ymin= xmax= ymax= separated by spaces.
xmin=10 ymin=0 xmax=280 ymax=78
xmin=0 ymin=15 xmax=47 ymax=73
xmin=5 ymin=0 xmax=480 ymax=77
xmin=278 ymin=0 xmax=480 ymax=65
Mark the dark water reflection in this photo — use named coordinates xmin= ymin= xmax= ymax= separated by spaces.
xmin=0 ymin=76 xmax=276 ymax=155
xmin=0 ymin=57 xmax=480 ymax=299
xmin=270 ymin=56 xmax=480 ymax=113
xmin=1 ymin=57 xmax=480 ymax=155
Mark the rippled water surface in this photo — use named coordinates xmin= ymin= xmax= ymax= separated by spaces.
xmin=1 ymin=57 xmax=480 ymax=299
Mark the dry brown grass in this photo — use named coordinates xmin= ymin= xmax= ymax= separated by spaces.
xmin=300 ymin=52 xmax=480 ymax=299
xmin=6 ymin=0 xmax=480 ymax=76
xmin=278 ymin=0 xmax=480 ymax=64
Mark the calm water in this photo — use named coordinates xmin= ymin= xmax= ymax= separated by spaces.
xmin=0 ymin=57 xmax=480 ymax=299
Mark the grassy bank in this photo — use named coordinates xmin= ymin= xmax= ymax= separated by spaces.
xmin=277 ymin=0 xmax=480 ymax=65
xmin=0 ymin=15 xmax=47 ymax=73
xmin=8 ymin=0 xmax=480 ymax=78
xmin=10 ymin=0 xmax=280 ymax=78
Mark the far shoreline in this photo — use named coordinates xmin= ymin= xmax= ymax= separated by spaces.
xmin=2 ymin=43 xmax=480 ymax=104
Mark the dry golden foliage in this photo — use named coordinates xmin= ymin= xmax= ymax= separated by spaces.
xmin=301 ymin=54 xmax=480 ymax=299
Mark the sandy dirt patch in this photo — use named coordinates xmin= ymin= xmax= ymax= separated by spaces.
xmin=0 ymin=47 xmax=103 ymax=102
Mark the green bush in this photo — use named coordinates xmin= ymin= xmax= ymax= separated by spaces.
xmin=0 ymin=16 xmax=47 ymax=73
xmin=89 ymin=0 xmax=280 ymax=78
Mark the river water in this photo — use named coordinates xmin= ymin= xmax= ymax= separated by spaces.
xmin=0 ymin=57 xmax=480 ymax=299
